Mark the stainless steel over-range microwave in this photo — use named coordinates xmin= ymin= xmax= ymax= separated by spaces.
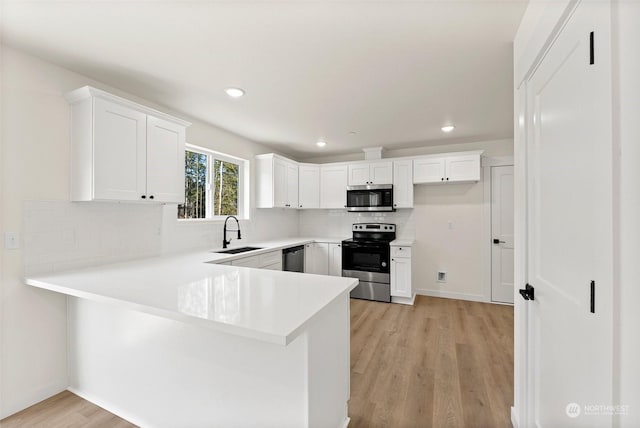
xmin=346 ymin=184 xmax=395 ymax=212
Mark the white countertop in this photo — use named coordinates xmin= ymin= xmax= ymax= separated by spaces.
xmin=25 ymin=237 xmax=356 ymax=346
xmin=390 ymin=239 xmax=415 ymax=246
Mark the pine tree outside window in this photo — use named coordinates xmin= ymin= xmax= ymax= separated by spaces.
xmin=178 ymin=146 xmax=246 ymax=220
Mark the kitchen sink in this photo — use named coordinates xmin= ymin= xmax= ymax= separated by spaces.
xmin=213 ymin=246 xmax=264 ymax=255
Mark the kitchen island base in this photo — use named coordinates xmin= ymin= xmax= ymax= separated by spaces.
xmin=67 ymin=295 xmax=350 ymax=428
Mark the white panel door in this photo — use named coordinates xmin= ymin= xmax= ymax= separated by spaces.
xmin=93 ymin=98 xmax=147 ymax=201
xmin=328 ymin=243 xmax=342 ymax=277
xmin=526 ymin=3 xmax=612 ymax=426
xmin=491 ymin=165 xmax=514 ymax=303
xmin=392 ymin=160 xmax=413 ymax=208
xmin=445 ymin=155 xmax=480 ymax=182
xmin=286 ymin=162 xmax=299 ymax=208
xmin=320 ymin=165 xmax=348 ymax=209
xmin=146 ymin=116 xmax=185 ymax=203
xmin=298 ymin=165 xmax=320 ymax=209
xmin=273 ymin=157 xmax=287 ymax=208
xmin=347 ymin=164 xmax=370 ymax=186
xmin=413 ymin=158 xmax=445 ymax=183
xmin=369 ymin=161 xmax=393 ymax=184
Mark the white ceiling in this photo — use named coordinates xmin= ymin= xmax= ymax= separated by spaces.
xmin=1 ymin=0 xmax=527 ymax=159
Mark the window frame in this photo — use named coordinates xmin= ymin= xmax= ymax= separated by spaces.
xmin=179 ymin=144 xmax=249 ymax=222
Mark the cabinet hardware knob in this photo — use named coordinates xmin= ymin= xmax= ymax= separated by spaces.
xmin=446 ymin=177 xmax=449 ymax=181
xmin=141 ymin=195 xmax=146 ymax=199
xmin=441 ymin=177 xmax=444 ymax=181
xmin=149 ymin=195 xmax=154 ymax=200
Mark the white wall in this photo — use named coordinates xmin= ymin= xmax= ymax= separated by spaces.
xmin=0 ymin=45 xmax=298 ymax=418
xmin=302 ymin=139 xmax=513 ymax=301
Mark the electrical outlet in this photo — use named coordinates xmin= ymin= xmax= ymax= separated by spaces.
xmin=4 ymin=232 xmax=19 ymax=250
xmin=437 ymin=271 xmax=447 ymax=283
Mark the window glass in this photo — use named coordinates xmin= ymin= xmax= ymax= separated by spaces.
xmin=178 ymin=148 xmax=243 ymax=220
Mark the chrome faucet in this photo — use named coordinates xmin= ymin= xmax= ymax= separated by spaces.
xmin=222 ymin=216 xmax=241 ymax=249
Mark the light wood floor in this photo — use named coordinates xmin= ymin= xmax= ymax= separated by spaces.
xmin=349 ymin=296 xmax=514 ymax=428
xmin=0 ymin=295 xmax=513 ymax=428
xmin=0 ymin=390 xmax=135 ymax=428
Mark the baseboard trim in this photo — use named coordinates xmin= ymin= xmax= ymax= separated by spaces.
xmin=415 ymin=289 xmax=488 ymax=303
xmin=67 ymin=387 xmax=148 ymax=428
xmin=511 ymin=406 xmax=519 ymax=428
xmin=391 ymin=294 xmax=416 ymax=305
xmin=341 ymin=416 xmax=351 ymax=428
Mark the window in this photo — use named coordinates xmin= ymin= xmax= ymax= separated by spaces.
xmin=178 ymin=146 xmax=247 ymax=220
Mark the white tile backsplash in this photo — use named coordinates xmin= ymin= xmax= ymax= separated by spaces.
xmin=24 ymin=200 xmax=163 ymax=275
xmin=24 ymin=201 xmax=301 ymax=275
xmin=298 ymin=209 xmax=415 ymax=239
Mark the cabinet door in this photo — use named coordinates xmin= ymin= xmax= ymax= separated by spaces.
xmin=391 ymin=256 xmax=412 ymax=298
xmin=93 ymin=98 xmax=147 ymax=201
xmin=298 ymin=165 xmax=320 ymax=209
xmin=369 ymin=161 xmax=393 ymax=184
xmin=445 ymin=155 xmax=480 ymax=182
xmin=304 ymin=243 xmax=329 ymax=275
xmin=348 ymin=163 xmax=370 ymax=185
xmin=231 ymin=255 xmax=262 ymax=268
xmin=273 ymin=157 xmax=288 ymax=208
xmin=392 ymin=160 xmax=413 ymax=208
xmin=413 ymin=158 xmax=445 ymax=183
xmin=328 ymin=243 xmax=342 ymax=277
xmin=320 ymin=165 xmax=348 ymax=209
xmin=286 ymin=162 xmax=299 ymax=208
xmin=146 ymin=116 xmax=186 ymax=203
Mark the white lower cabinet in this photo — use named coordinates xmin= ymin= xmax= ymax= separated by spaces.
xmin=304 ymin=243 xmax=329 ymax=275
xmin=304 ymin=242 xmax=342 ymax=276
xmin=390 ymin=245 xmax=413 ymax=302
xmin=328 ymin=243 xmax=342 ymax=276
xmin=230 ymin=250 xmax=282 ymax=270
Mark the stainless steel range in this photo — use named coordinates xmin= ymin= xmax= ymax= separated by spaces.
xmin=342 ymin=223 xmax=395 ymax=303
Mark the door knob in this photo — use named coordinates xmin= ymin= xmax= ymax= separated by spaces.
xmin=493 ymin=239 xmax=506 ymax=244
xmin=519 ymin=284 xmax=535 ymax=301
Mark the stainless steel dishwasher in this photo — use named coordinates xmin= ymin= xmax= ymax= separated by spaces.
xmin=282 ymin=245 xmax=305 ymax=272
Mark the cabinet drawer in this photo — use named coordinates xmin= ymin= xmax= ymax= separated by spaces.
xmin=391 ymin=246 xmax=412 ymax=258
xmin=260 ymin=250 xmax=282 ymax=267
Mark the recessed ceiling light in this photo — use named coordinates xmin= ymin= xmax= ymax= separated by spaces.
xmin=441 ymin=125 xmax=456 ymax=133
xmin=225 ymin=87 xmax=245 ymax=98
xmin=316 ymin=140 xmax=327 ymax=147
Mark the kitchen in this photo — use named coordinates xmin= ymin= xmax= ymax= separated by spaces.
xmin=1 ymin=1 xmax=639 ymax=428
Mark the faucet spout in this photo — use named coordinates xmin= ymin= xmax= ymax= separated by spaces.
xmin=222 ymin=216 xmax=241 ymax=249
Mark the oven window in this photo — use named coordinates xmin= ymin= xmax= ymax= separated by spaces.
xmin=352 ymin=252 xmax=381 ymax=269
xmin=343 ymin=245 xmax=390 ymax=273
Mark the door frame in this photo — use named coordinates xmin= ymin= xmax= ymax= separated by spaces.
xmin=482 ymin=156 xmax=514 ymax=304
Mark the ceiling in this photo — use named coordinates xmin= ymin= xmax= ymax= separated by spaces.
xmin=1 ymin=0 xmax=527 ymax=159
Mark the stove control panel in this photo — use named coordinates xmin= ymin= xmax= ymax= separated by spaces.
xmin=352 ymin=223 xmax=396 ymax=232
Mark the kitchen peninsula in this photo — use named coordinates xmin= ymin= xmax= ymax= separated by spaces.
xmin=26 ymin=246 xmax=357 ymax=428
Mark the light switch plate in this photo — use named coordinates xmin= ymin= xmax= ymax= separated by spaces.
xmin=4 ymin=232 xmax=19 ymax=250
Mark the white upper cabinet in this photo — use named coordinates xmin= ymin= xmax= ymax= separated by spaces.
xmin=298 ymin=164 xmax=320 ymax=209
xmin=256 ymin=154 xmax=298 ymax=208
xmin=413 ymin=151 xmax=482 ymax=184
xmin=146 ymin=116 xmax=186 ymax=203
xmin=392 ymin=160 xmax=413 ymax=208
xmin=320 ymin=165 xmax=348 ymax=209
xmin=347 ymin=161 xmax=393 ymax=185
xmin=66 ymin=86 xmax=190 ymax=203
